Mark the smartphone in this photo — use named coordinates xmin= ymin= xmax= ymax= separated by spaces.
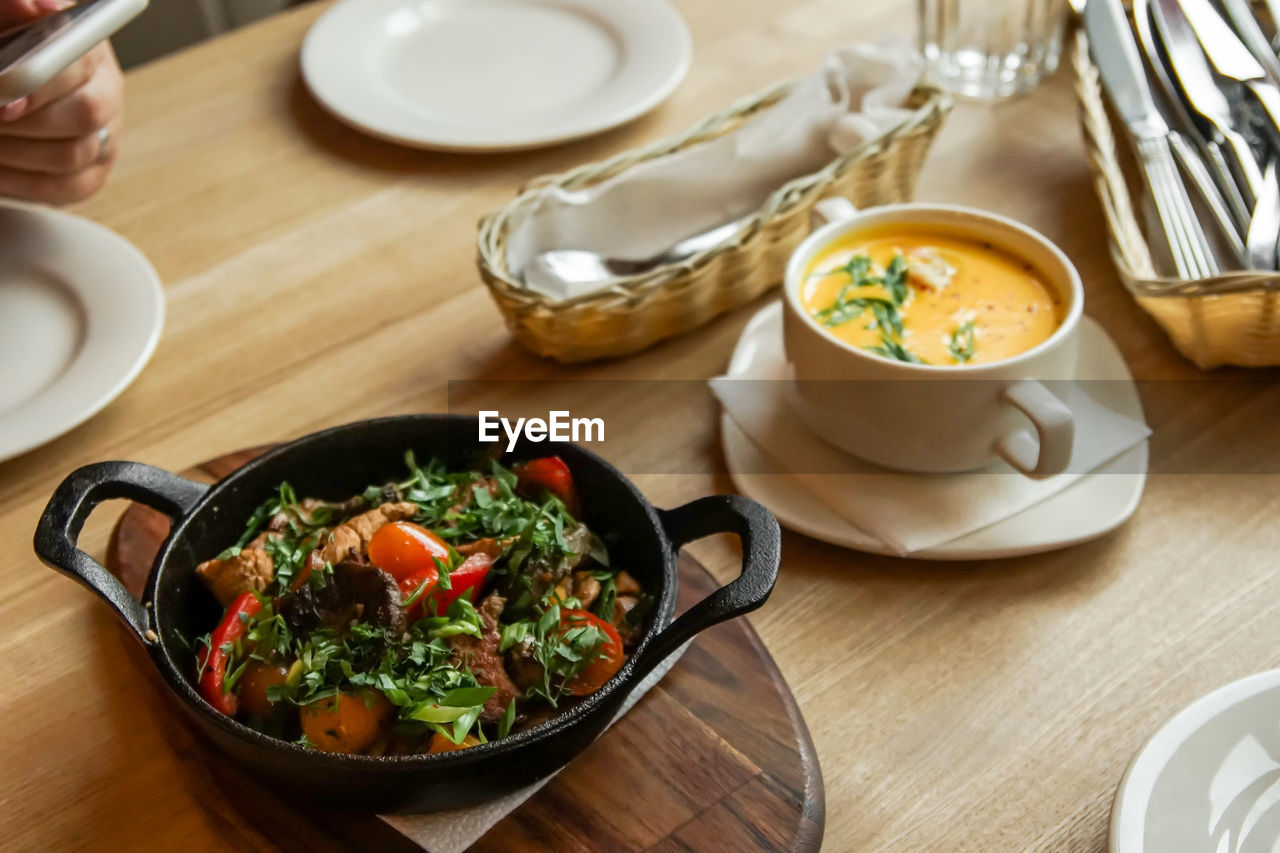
xmin=0 ymin=0 xmax=147 ymax=103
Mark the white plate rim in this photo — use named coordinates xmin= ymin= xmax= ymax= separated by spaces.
xmin=0 ymin=202 xmax=164 ymax=463
xmin=300 ymin=0 xmax=693 ymax=152
xmin=1109 ymin=667 xmax=1280 ymax=853
xmin=720 ymin=303 xmax=1148 ymax=560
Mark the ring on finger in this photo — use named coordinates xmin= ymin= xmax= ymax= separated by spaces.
xmin=94 ymin=125 xmax=110 ymax=164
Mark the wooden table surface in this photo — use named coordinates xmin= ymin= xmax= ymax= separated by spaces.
xmin=4 ymin=1 xmax=1280 ymax=850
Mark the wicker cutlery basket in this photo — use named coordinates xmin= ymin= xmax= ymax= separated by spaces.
xmin=477 ymin=82 xmax=951 ymax=363
xmin=1075 ymin=31 xmax=1280 ymax=368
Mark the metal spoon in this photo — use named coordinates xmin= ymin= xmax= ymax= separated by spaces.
xmin=521 ymin=216 xmax=752 ymax=301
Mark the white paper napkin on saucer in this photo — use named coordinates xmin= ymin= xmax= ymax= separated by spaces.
xmin=710 ymin=316 xmax=1151 ymax=557
xmin=381 ymin=644 xmax=686 ymax=853
xmin=510 ymin=39 xmax=923 ymax=300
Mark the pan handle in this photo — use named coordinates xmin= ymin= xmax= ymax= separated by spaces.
xmin=33 ymin=461 xmax=209 ymax=644
xmin=629 ymin=495 xmax=781 ymax=682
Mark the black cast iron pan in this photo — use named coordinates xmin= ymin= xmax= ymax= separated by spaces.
xmin=33 ymin=415 xmax=780 ymax=813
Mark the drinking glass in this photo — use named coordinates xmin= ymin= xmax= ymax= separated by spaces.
xmin=917 ymin=0 xmax=1071 ymax=99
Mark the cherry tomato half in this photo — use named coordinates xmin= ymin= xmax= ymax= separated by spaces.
xmin=300 ymin=691 xmax=393 ymax=755
xmin=513 ymin=456 xmax=581 ymax=517
xmin=237 ymin=660 xmax=289 ymax=719
xmin=559 ymin=609 xmax=624 ymax=695
xmin=369 ymin=521 xmax=450 ymax=582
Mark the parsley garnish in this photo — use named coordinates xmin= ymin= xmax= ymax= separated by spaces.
xmin=869 ymin=336 xmax=925 ymax=364
xmin=191 ymin=452 xmax=636 ymax=751
xmin=499 ymin=602 xmax=609 ymax=707
xmin=948 ymin=320 xmax=976 ymax=363
xmin=811 ymin=251 xmax=923 ymax=364
xmin=882 ymin=253 xmax=910 ymax=304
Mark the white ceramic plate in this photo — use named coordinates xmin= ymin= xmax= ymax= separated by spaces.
xmin=0 ymin=202 xmax=163 ymax=463
xmin=301 ymin=0 xmax=692 ymax=152
xmin=720 ymin=302 xmax=1148 ymax=560
xmin=1112 ymin=668 xmax=1280 ymax=853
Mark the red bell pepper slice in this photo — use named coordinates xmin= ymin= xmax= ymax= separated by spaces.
xmin=197 ymin=592 xmax=262 ymax=716
xmin=398 ymin=564 xmax=440 ymax=622
xmin=429 ymin=552 xmax=493 ymax=616
xmin=399 ymin=552 xmax=492 ymax=620
xmin=513 ymin=456 xmax=581 ymax=517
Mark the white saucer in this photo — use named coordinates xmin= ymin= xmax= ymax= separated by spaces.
xmin=0 ymin=202 xmax=163 ymax=463
xmin=1111 ymin=668 xmax=1280 ymax=853
xmin=301 ymin=0 xmax=692 ymax=152
xmin=720 ymin=302 xmax=1148 ymax=560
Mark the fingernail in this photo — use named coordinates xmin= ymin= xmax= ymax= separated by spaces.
xmin=34 ymin=0 xmax=73 ymax=11
xmin=1 ymin=98 xmax=28 ymax=121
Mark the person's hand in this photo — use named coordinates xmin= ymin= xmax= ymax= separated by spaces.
xmin=0 ymin=0 xmax=124 ymax=204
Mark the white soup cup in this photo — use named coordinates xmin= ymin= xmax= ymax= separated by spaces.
xmin=781 ymin=198 xmax=1084 ymax=478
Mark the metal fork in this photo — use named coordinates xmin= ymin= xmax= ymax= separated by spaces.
xmin=1137 ymin=135 xmax=1220 ymax=277
xmin=1168 ymin=131 xmax=1248 ymax=265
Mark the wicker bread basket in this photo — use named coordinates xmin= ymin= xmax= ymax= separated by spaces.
xmin=1075 ymin=31 xmax=1280 ymax=368
xmin=476 ymin=82 xmax=951 ymax=363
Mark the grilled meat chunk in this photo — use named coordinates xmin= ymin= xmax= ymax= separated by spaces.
xmin=614 ymin=571 xmax=641 ymax=596
xmin=316 ymin=501 xmax=418 ymax=564
xmin=553 ymin=570 xmax=601 ymax=609
xmin=282 ymin=561 xmax=407 ymax=636
xmin=455 ymin=537 xmax=511 ymax=559
xmin=196 ymin=548 xmax=274 ymax=607
xmin=505 ymin=636 xmax=543 ymax=691
xmin=449 ymin=593 xmax=519 ymax=722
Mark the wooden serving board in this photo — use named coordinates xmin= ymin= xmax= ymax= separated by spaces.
xmin=105 ymin=449 xmax=824 ymax=853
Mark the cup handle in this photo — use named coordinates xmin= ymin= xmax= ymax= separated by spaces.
xmin=993 ymin=379 xmax=1074 ymax=479
xmin=811 ymin=196 xmax=859 ymax=230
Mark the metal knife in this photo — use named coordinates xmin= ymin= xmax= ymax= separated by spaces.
xmin=1151 ymin=0 xmax=1264 ymax=205
xmin=1084 ymin=0 xmax=1218 ymax=277
xmin=1176 ymin=0 xmax=1280 ymax=150
xmin=1217 ymin=0 xmax=1280 ymax=86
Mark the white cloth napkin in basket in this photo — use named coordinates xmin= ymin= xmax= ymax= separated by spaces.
xmin=381 ymin=644 xmax=686 ymax=853
xmin=709 ymin=313 xmax=1151 ymax=556
xmin=509 ymin=39 xmax=923 ymax=300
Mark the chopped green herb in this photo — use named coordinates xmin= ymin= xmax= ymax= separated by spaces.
xmin=810 ymin=251 xmax=920 ymax=363
xmin=948 ymin=320 xmax=977 ymax=363
xmin=868 ymin=334 xmax=925 ymax=364
xmin=497 ymin=698 xmax=517 ymax=739
xmin=593 ymin=575 xmax=617 ymax=622
xmin=882 ymin=252 xmax=910 ymax=304
xmin=188 ymin=452 xmax=641 ymax=753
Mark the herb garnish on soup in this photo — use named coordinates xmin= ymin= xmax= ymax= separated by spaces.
xmin=802 ymin=226 xmax=1063 ymax=366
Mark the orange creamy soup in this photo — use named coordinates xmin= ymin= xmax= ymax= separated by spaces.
xmin=800 ymin=226 xmax=1063 ymax=366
